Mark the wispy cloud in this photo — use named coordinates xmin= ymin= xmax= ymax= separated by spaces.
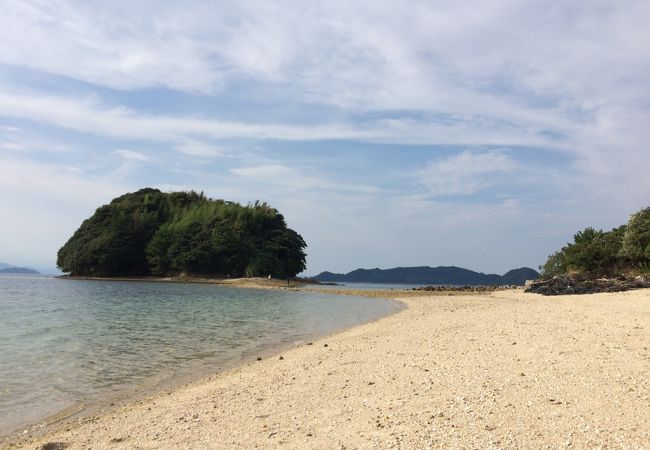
xmin=230 ymin=164 xmax=292 ymax=179
xmin=0 ymin=156 xmax=128 ymax=267
xmin=0 ymin=90 xmax=375 ymax=142
xmin=176 ymin=141 xmax=223 ymax=158
xmin=0 ymin=141 xmax=24 ymax=151
xmin=416 ymin=150 xmax=517 ymax=197
xmin=230 ymin=163 xmax=381 ymax=194
xmin=114 ymin=149 xmax=149 ymax=161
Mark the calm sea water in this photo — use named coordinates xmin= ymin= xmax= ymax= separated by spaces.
xmin=306 ymin=282 xmax=429 ymax=290
xmin=0 ymin=275 xmax=400 ymax=435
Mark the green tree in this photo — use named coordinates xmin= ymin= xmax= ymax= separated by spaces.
xmin=621 ymin=207 xmax=650 ymax=267
xmin=540 ymin=225 xmax=626 ymax=277
xmin=539 ymin=207 xmax=650 ymax=277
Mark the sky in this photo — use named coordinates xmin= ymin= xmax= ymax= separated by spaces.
xmin=1 ymin=1 xmax=649 ymax=275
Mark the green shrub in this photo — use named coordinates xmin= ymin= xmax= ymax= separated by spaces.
xmin=540 ymin=220 xmax=629 ymax=278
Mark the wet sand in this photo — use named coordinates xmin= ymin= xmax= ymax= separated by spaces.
xmin=6 ymin=288 xmax=650 ymax=449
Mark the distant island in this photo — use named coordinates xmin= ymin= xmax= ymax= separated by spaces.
xmin=314 ymin=266 xmax=539 ymax=286
xmin=0 ymin=267 xmax=40 ymax=275
xmin=57 ymin=188 xmax=307 ymax=278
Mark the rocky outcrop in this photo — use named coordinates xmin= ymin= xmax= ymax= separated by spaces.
xmin=412 ymin=285 xmax=518 ymax=292
xmin=525 ymin=274 xmax=650 ymax=296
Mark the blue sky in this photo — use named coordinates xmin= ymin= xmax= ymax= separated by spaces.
xmin=1 ymin=1 xmax=649 ymax=275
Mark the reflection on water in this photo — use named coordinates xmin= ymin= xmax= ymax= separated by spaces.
xmin=0 ymin=276 xmax=400 ymax=434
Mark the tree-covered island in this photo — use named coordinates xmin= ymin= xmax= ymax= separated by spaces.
xmin=57 ymin=188 xmax=307 ymax=278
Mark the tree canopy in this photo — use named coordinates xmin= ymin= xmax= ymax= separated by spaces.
xmin=620 ymin=207 xmax=650 ymax=265
xmin=540 ymin=206 xmax=650 ymax=277
xmin=57 ymin=188 xmax=307 ymax=278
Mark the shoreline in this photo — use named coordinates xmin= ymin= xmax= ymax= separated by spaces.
xmin=2 ymin=274 xmax=485 ymax=444
xmin=57 ymin=274 xmax=311 ymax=290
xmin=0 ymin=283 xmax=409 ymax=446
xmin=58 ymin=274 xmax=520 ymax=300
xmin=6 ymin=288 xmax=650 ymax=448
xmin=3 ymin=300 xmax=407 ymax=447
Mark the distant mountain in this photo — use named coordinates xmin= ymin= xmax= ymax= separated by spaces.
xmin=314 ymin=266 xmax=539 ymax=286
xmin=0 ymin=267 xmax=41 ymax=275
xmin=0 ymin=262 xmax=12 ymax=270
xmin=500 ymin=267 xmax=540 ymax=285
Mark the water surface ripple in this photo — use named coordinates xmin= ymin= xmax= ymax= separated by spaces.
xmin=0 ymin=276 xmax=400 ymax=434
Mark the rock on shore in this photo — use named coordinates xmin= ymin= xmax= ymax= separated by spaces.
xmin=412 ymin=285 xmax=517 ymax=292
xmin=525 ymin=274 xmax=650 ymax=295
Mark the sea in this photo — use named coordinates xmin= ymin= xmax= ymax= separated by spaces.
xmin=305 ymin=281 xmax=429 ymax=290
xmin=0 ymin=275 xmax=401 ymax=436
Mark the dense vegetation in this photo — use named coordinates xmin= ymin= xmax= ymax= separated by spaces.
xmin=57 ymin=188 xmax=307 ymax=278
xmin=541 ymin=207 xmax=650 ymax=277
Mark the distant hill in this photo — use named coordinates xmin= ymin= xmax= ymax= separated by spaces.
xmin=0 ymin=262 xmax=12 ymax=270
xmin=314 ymin=266 xmax=538 ymax=286
xmin=500 ymin=267 xmax=540 ymax=285
xmin=0 ymin=267 xmax=40 ymax=275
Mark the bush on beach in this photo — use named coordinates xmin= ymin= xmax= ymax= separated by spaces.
xmin=540 ymin=207 xmax=650 ymax=278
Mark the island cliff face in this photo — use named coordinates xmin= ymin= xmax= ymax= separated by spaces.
xmin=57 ymin=188 xmax=307 ymax=278
xmin=315 ymin=266 xmax=539 ymax=286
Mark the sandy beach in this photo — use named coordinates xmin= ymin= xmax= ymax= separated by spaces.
xmin=6 ymin=288 xmax=650 ymax=449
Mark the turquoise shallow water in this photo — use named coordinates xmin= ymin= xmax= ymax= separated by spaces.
xmin=0 ymin=275 xmax=400 ymax=435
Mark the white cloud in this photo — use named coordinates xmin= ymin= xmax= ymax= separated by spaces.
xmin=176 ymin=141 xmax=222 ymax=158
xmin=230 ymin=163 xmax=380 ymax=195
xmin=416 ymin=150 xmax=517 ymax=196
xmin=0 ymin=156 xmax=128 ymax=269
xmin=0 ymin=125 xmax=21 ymax=133
xmin=0 ymin=1 xmax=224 ymax=93
xmin=230 ymin=164 xmax=292 ymax=179
xmin=114 ymin=149 xmax=149 ymax=161
xmin=0 ymin=141 xmax=24 ymax=150
xmin=1 ymin=1 xmax=647 ymax=125
xmin=0 ymin=90 xmax=380 ymax=143
xmin=0 ymin=89 xmax=584 ymax=152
